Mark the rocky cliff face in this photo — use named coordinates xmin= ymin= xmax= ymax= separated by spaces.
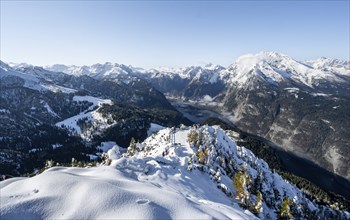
xmin=219 ymin=52 xmax=350 ymax=180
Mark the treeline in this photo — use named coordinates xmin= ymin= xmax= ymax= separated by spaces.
xmin=0 ymin=125 xmax=97 ymax=177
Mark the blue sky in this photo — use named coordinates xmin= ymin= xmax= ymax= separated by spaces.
xmin=1 ymin=1 xmax=349 ymax=67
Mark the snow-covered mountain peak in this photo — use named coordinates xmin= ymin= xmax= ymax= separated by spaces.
xmin=306 ymin=57 xmax=350 ymax=76
xmin=225 ymin=52 xmax=350 ymax=88
xmin=7 ymin=62 xmax=33 ymax=69
xmin=226 ymin=52 xmax=295 ymax=86
xmin=45 ymin=62 xmax=141 ymax=79
xmin=0 ymin=60 xmax=11 ymax=70
xmin=233 ymin=51 xmax=293 ymax=71
xmin=45 ymin=63 xmax=69 ymax=72
xmin=204 ymin=63 xmax=225 ymax=71
xmin=0 ymin=61 xmax=48 ymax=91
xmin=0 ymin=62 xmax=79 ymax=94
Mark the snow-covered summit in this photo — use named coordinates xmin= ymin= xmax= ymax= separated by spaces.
xmin=306 ymin=57 xmax=350 ymax=76
xmin=307 ymin=57 xmax=349 ymax=69
xmin=1 ymin=125 xmax=347 ymax=219
xmin=0 ymin=60 xmax=12 ymax=70
xmin=147 ymin=64 xmax=226 ymax=84
xmin=45 ymin=62 xmax=142 ymax=79
xmin=7 ymin=62 xmax=33 ymax=69
xmin=225 ymin=51 xmax=349 ymax=88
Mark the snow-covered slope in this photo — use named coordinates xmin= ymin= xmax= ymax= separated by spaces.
xmin=1 ymin=125 xmax=347 ymax=219
xmin=0 ymin=126 xmax=257 ymax=220
xmin=56 ymin=95 xmax=113 ymax=139
xmin=1 ymin=61 xmax=76 ymax=93
xmin=0 ymin=166 xmax=253 ymax=220
xmin=0 ymin=61 xmax=47 ymax=91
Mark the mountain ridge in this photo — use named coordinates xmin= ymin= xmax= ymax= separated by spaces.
xmin=1 ymin=125 xmax=348 ymax=219
xmin=8 ymin=51 xmax=349 ymax=87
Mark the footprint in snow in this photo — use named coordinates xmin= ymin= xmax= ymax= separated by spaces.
xmin=136 ymin=199 xmax=150 ymax=204
xmin=9 ymin=189 xmax=38 ymax=199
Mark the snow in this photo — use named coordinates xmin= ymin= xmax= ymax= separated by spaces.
xmin=55 ymin=96 xmax=113 ymax=139
xmin=72 ymin=95 xmax=112 ymax=106
xmin=45 ymin=62 xmax=226 ymax=86
xmin=45 ymin=62 xmax=140 ymax=79
xmin=44 ymin=103 xmax=58 ymax=117
xmin=107 ymin=146 xmax=121 ymax=160
xmin=128 ymin=125 xmax=323 ymax=218
xmin=321 ymin=119 xmax=331 ymax=124
xmin=311 ymin=93 xmax=331 ymax=97
xmin=306 ymin=57 xmax=350 ymax=76
xmin=41 ymin=84 xmax=77 ymax=94
xmin=0 ymin=109 xmax=10 ymax=114
xmin=7 ymin=53 xmax=350 ymax=95
xmin=52 ymin=143 xmax=63 ymax=149
xmin=226 ymin=51 xmax=349 ymax=88
xmin=0 ymin=62 xmax=48 ymax=92
xmin=1 ymin=158 xmax=254 ymax=219
xmin=98 ymin=141 xmax=118 ymax=152
xmin=1 ymin=125 xmax=347 ymax=219
xmin=146 ymin=123 xmax=165 ymax=137
xmin=1 ymin=61 xmax=79 ymax=94
xmin=28 ymin=148 xmax=40 ymax=153
xmin=284 ymin=87 xmax=300 ymax=92
xmin=203 ymin=95 xmax=213 ymax=102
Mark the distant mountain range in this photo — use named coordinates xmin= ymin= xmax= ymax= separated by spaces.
xmin=1 ymin=51 xmax=349 ymax=181
xmin=8 ymin=51 xmax=348 ymax=180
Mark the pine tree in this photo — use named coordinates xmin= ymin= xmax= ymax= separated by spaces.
xmin=204 ymin=147 xmax=209 ymax=157
xmin=101 ymin=152 xmax=111 ymax=165
xmin=279 ymin=198 xmax=293 ymax=220
xmin=196 ymin=150 xmax=205 ymax=164
xmin=251 ymin=171 xmax=263 ymax=195
xmin=233 ymin=171 xmax=250 ymax=208
xmin=251 ymin=191 xmax=263 ymax=215
xmin=187 ymin=130 xmax=198 ymax=145
xmin=45 ymin=159 xmax=55 ymax=169
xmin=127 ymin=137 xmax=137 ymax=156
xmin=71 ymin=158 xmax=77 ymax=167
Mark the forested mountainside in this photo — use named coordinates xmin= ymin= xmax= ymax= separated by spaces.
xmin=0 ymin=61 xmax=190 ymax=176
